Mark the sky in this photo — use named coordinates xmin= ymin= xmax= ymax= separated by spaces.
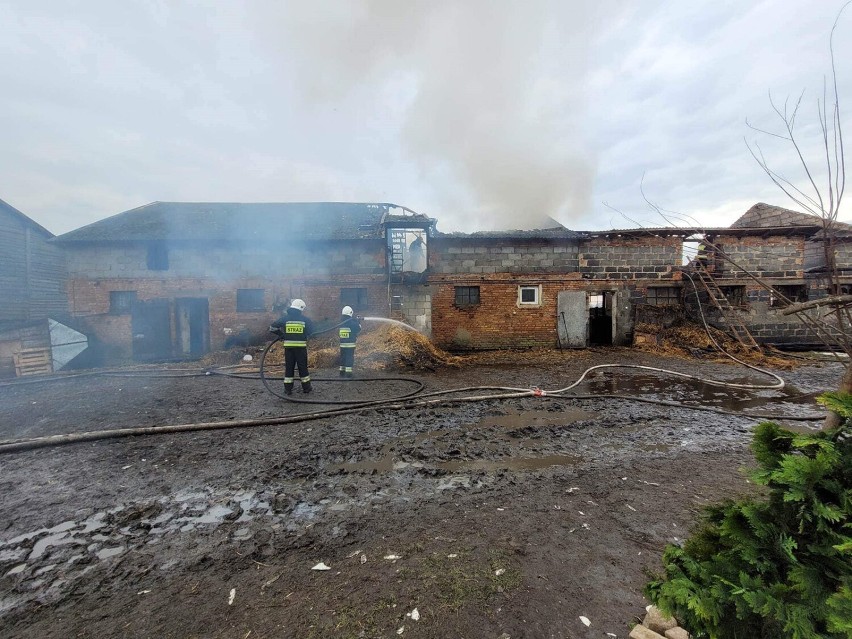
xmin=2 ymin=0 xmax=852 ymax=235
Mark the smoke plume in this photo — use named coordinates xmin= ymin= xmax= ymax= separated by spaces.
xmin=254 ymin=0 xmax=607 ymax=230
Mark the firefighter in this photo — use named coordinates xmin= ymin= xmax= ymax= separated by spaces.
xmin=270 ymin=299 xmax=314 ymax=395
xmin=338 ymin=305 xmax=362 ymax=378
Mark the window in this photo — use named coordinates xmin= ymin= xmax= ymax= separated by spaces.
xmin=770 ymin=285 xmax=808 ymax=308
xmin=454 ymin=286 xmax=480 ymax=307
xmin=390 ymin=295 xmax=403 ymax=311
xmin=518 ymin=285 xmax=541 ymax=306
xmin=110 ymin=291 xmax=137 ymax=315
xmin=720 ymin=286 xmax=746 ymax=307
xmin=588 ymin=293 xmax=605 ymax=309
xmin=646 ymin=287 xmax=681 ymax=306
xmin=340 ymin=287 xmax=368 ymax=311
xmin=236 ymin=289 xmax=265 ymax=312
xmin=147 ymin=242 xmax=169 ymax=270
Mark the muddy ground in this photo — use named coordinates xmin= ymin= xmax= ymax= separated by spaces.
xmin=0 ymin=349 xmax=838 ymax=639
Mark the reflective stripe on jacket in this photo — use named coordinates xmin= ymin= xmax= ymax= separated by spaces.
xmin=283 ymin=320 xmax=307 ymax=347
xmin=339 ymin=316 xmax=361 ymax=347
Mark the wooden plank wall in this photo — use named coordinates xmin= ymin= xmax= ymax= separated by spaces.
xmin=0 ymin=208 xmax=68 ymax=322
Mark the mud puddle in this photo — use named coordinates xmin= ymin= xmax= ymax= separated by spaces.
xmin=579 ymin=373 xmax=816 ymax=412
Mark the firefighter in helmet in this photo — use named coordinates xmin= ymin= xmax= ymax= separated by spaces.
xmin=270 ymin=299 xmax=315 ymax=395
xmin=338 ymin=305 xmax=362 ymax=378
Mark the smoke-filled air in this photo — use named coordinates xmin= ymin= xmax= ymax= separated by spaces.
xmin=255 ymin=0 xmax=609 ymax=231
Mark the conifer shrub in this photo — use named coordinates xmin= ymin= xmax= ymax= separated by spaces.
xmin=646 ymin=392 xmax=852 ymax=639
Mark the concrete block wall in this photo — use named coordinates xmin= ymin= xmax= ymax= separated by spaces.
xmin=833 ymin=241 xmax=852 ymax=271
xmin=65 ymin=240 xmax=386 ymax=279
xmin=715 ymin=237 xmax=804 ymax=278
xmin=430 ymin=239 xmax=580 ymax=274
xmin=578 ymin=236 xmax=680 ymax=280
xmin=391 ymin=285 xmax=432 ymax=333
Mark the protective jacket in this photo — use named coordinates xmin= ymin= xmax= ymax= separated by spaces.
xmin=271 ymin=307 xmax=315 ymax=347
xmin=338 ymin=315 xmax=361 ymax=347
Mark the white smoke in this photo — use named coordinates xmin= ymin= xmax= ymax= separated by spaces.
xmin=251 ymin=0 xmax=609 ymax=230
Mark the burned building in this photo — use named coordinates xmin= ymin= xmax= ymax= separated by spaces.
xmin=54 ymin=202 xmax=433 ymax=363
xmin=50 ymin=199 xmax=852 ymax=364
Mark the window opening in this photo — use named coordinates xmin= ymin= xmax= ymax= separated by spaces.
xmin=147 ymin=242 xmax=169 ymax=271
xmin=110 ymin=291 xmax=137 ymax=315
xmin=236 ymin=289 xmax=265 ymax=312
xmin=770 ymin=285 xmax=807 ymax=308
xmin=387 ymin=229 xmax=428 ymax=274
xmin=340 ymin=287 xmax=369 ymax=311
xmin=454 ymin=286 xmax=480 ymax=307
xmin=646 ymin=287 xmax=681 ymax=306
xmin=720 ymin=285 xmax=746 ymax=307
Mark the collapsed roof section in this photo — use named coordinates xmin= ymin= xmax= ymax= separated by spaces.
xmin=51 ymin=199 xmax=852 ymax=244
xmin=54 ymin=202 xmax=435 ymax=243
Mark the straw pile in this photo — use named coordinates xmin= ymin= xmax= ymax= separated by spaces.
xmin=634 ymin=320 xmax=797 ymax=369
xmin=263 ymin=325 xmax=461 ymax=372
xmin=313 ymin=325 xmax=462 ymax=371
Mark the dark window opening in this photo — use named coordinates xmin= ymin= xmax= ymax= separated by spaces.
xmin=770 ymin=285 xmax=808 ymax=308
xmin=340 ymin=288 xmax=369 ymax=311
xmin=110 ymin=290 xmax=137 ymax=315
xmin=646 ymin=287 xmax=681 ymax=306
xmin=720 ymin=285 xmax=747 ymax=307
xmin=390 ymin=295 xmax=403 ymax=311
xmin=237 ymin=289 xmax=265 ymax=312
xmin=454 ymin=286 xmax=480 ymax=307
xmin=147 ymin=243 xmax=169 ymax=270
xmin=519 ymin=286 xmax=540 ymax=305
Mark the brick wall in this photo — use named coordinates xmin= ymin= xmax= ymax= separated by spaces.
xmin=430 ymin=238 xmax=580 ymax=274
xmin=429 ymin=274 xmax=660 ymax=349
xmin=67 ymin=275 xmax=393 ymax=361
xmin=578 ymin=236 xmax=680 ymax=280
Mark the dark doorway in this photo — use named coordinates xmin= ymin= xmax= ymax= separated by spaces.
xmin=131 ymin=299 xmax=172 ymax=362
xmin=588 ymin=292 xmax=614 ymax=345
xmin=175 ymin=298 xmax=209 ymax=358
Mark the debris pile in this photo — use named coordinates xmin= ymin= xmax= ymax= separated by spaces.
xmin=633 ymin=320 xmax=796 ymax=369
xmin=307 ymin=325 xmax=462 ymax=371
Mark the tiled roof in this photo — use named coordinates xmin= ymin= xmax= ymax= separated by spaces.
xmin=54 ymin=202 xmax=428 ymax=243
xmin=732 ymin=202 xmax=852 ymax=230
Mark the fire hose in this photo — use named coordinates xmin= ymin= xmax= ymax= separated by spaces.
xmin=0 ymin=299 xmax=828 ymax=454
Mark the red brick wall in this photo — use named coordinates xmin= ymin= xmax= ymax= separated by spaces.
xmin=67 ymin=276 xmax=391 ymax=360
xmin=430 ymin=274 xmax=586 ymax=349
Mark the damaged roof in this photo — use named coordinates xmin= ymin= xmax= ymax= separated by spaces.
xmin=435 ymin=227 xmax=583 ymax=240
xmin=54 ymin=202 xmax=427 ymax=243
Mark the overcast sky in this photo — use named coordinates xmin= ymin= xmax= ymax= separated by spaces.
xmin=3 ymin=0 xmax=852 ymax=235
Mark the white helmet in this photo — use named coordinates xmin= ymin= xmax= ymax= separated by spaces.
xmin=342 ymin=306 xmax=354 ymax=317
xmin=289 ymin=299 xmax=306 ymax=311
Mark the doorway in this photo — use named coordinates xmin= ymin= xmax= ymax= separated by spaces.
xmin=588 ymin=292 xmax=614 ymax=345
xmin=175 ymin=298 xmax=210 ymax=358
xmin=131 ymin=299 xmax=171 ymax=362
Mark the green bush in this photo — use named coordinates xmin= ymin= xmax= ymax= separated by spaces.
xmin=646 ymin=392 xmax=852 ymax=639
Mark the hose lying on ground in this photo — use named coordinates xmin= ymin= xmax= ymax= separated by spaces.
xmin=0 ymin=302 xmax=827 ymax=453
xmin=0 ymin=381 xmax=825 ymax=454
